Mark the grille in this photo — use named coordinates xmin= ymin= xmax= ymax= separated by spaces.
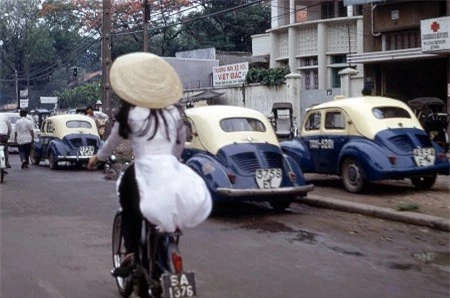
xmin=415 ymin=134 xmax=432 ymax=147
xmin=262 ymin=151 xmax=283 ymax=168
xmin=388 ymin=135 xmax=414 ymax=152
xmin=86 ymin=138 xmax=97 ymax=147
xmin=230 ymin=152 xmax=260 ymax=173
xmin=69 ymin=138 xmax=83 ymax=148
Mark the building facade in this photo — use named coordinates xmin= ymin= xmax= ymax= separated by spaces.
xmin=253 ymin=0 xmax=365 ymax=107
xmin=347 ymin=0 xmax=449 ymax=108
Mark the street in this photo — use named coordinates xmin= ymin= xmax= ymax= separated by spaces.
xmin=1 ymin=154 xmax=449 ymax=298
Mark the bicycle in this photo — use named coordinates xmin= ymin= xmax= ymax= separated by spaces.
xmin=111 ymin=211 xmax=197 ymax=298
xmin=0 ymin=143 xmax=8 ymax=183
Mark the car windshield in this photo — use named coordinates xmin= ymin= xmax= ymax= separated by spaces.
xmin=66 ymin=120 xmax=93 ymax=129
xmin=220 ymin=117 xmax=266 ymax=132
xmin=372 ymin=107 xmax=411 ymax=119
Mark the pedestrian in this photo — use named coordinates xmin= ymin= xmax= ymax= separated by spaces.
xmin=361 ymin=87 xmax=372 ymax=96
xmin=14 ymin=110 xmax=34 ymax=169
xmin=87 ymin=52 xmax=212 ymax=276
xmin=0 ymin=113 xmax=12 ymax=168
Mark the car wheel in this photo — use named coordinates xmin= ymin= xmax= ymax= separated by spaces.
xmin=48 ymin=152 xmax=59 ymax=170
xmin=30 ymin=147 xmax=40 ymax=165
xmin=410 ymin=175 xmax=437 ymax=190
xmin=341 ymin=157 xmax=367 ymax=193
xmin=270 ymin=197 xmax=294 ymax=211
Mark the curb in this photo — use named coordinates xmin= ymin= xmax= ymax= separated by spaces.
xmin=296 ymin=195 xmax=450 ymax=232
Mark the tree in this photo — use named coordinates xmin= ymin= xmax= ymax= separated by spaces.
xmin=178 ymin=0 xmax=270 ymax=52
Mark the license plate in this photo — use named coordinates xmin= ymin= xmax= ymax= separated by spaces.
xmin=78 ymin=146 xmax=94 ymax=157
xmin=161 ymin=272 xmax=196 ymax=298
xmin=255 ymin=168 xmax=282 ymax=189
xmin=413 ymin=148 xmax=435 ymax=167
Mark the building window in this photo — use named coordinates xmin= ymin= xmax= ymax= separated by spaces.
xmin=296 ymin=5 xmax=308 ymax=23
xmin=329 ymin=55 xmax=348 ymax=88
xmin=299 ymin=56 xmax=318 ymax=90
xmin=321 ymin=1 xmax=346 ymax=19
xmin=385 ymin=30 xmax=420 ymax=50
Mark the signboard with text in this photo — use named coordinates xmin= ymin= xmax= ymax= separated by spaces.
xmin=213 ymin=62 xmax=248 ymax=87
xmin=20 ymin=99 xmax=29 ymax=108
xmin=40 ymin=96 xmax=58 ymax=104
xmin=421 ymin=16 xmax=450 ymax=53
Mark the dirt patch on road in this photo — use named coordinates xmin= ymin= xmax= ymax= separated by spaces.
xmin=304 ymin=173 xmax=450 ymax=219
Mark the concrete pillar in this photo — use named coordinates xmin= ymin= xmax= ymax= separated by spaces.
xmin=317 ymin=23 xmax=327 ymax=89
xmin=270 ymin=32 xmax=277 ymax=68
xmin=339 ymin=68 xmax=359 ymax=98
xmin=285 ymin=73 xmax=302 ymax=121
xmin=288 ymin=27 xmax=297 ymax=73
xmin=290 ymin=0 xmax=295 ymax=24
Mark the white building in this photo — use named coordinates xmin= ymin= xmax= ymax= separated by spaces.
xmin=252 ymin=0 xmax=365 ymax=111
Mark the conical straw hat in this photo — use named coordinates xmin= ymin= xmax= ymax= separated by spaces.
xmin=109 ymin=52 xmax=183 ymax=109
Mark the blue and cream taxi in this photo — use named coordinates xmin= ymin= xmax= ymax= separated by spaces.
xmin=182 ymin=105 xmax=314 ymax=211
xmin=280 ymin=96 xmax=450 ymax=193
xmin=31 ymin=114 xmax=102 ymax=169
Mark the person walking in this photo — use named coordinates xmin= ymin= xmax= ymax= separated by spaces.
xmin=0 ymin=113 xmax=12 ymax=168
xmin=14 ymin=110 xmax=34 ymax=169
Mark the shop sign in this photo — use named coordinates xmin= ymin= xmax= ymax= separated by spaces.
xmin=421 ymin=16 xmax=450 ymax=53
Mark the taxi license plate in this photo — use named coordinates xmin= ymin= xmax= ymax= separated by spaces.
xmin=255 ymin=168 xmax=282 ymax=189
xmin=78 ymin=146 xmax=94 ymax=157
xmin=413 ymin=148 xmax=435 ymax=167
xmin=161 ymin=272 xmax=196 ymax=298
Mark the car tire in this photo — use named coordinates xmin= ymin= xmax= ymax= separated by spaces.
xmin=270 ymin=197 xmax=294 ymax=211
xmin=48 ymin=152 xmax=59 ymax=170
xmin=410 ymin=175 xmax=437 ymax=190
xmin=341 ymin=157 xmax=367 ymax=193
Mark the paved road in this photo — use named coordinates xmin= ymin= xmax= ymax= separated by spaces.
xmin=1 ymin=155 xmax=449 ymax=298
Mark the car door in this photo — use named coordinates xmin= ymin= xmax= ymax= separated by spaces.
xmin=301 ymin=111 xmax=322 ymax=172
xmin=318 ymin=109 xmax=349 ymax=174
xmin=40 ymin=120 xmax=54 ymax=156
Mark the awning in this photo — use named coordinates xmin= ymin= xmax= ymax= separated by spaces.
xmin=348 ymin=48 xmax=440 ymax=64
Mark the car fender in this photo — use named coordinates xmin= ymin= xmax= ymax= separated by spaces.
xmin=185 ymin=153 xmax=232 ymax=192
xmin=280 ymin=137 xmax=314 ymax=172
xmin=32 ymin=140 xmax=43 ymax=159
xmin=338 ymin=139 xmax=391 ymax=180
xmin=282 ymin=154 xmax=307 ymax=185
xmin=48 ymin=139 xmax=67 ymax=158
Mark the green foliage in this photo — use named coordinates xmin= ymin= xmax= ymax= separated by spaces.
xmin=55 ymin=82 xmax=101 ymax=109
xmin=246 ymin=67 xmax=290 ymax=87
xmin=178 ymin=1 xmax=270 ymax=52
xmin=395 ymin=202 xmax=420 ymax=212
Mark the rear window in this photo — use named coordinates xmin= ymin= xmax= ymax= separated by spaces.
xmin=372 ymin=107 xmax=411 ymax=119
xmin=66 ymin=120 xmax=93 ymax=129
xmin=220 ymin=118 xmax=266 ymax=132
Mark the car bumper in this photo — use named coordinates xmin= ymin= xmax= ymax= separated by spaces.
xmin=57 ymin=155 xmax=91 ymax=162
xmin=372 ymin=164 xmax=450 ymax=180
xmin=216 ymin=184 xmax=314 ymax=197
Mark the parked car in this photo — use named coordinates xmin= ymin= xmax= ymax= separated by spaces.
xmin=31 ymin=114 xmax=102 ymax=169
xmin=280 ymin=96 xmax=450 ymax=193
xmin=182 ymin=105 xmax=314 ymax=211
xmin=0 ymin=112 xmax=40 ymax=153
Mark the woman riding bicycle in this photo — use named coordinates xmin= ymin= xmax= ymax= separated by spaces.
xmin=88 ymin=52 xmax=212 ymax=275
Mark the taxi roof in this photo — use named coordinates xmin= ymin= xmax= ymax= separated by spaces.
xmin=305 ymin=96 xmax=423 ymax=139
xmin=185 ymin=105 xmax=279 ymax=154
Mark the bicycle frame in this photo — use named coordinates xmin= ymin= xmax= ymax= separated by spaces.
xmin=112 ymin=211 xmax=196 ymax=298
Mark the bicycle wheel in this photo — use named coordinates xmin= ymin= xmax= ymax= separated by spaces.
xmin=111 ymin=212 xmax=133 ymax=297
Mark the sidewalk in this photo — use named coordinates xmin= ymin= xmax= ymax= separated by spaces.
xmin=296 ymin=195 xmax=449 ymax=232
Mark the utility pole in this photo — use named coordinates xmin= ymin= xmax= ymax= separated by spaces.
xmin=15 ymin=69 xmax=19 ymax=110
xmin=102 ymin=0 xmax=113 ymax=137
xmin=143 ymin=0 xmax=150 ymax=52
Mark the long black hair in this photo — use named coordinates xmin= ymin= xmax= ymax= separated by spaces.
xmin=115 ymin=100 xmax=185 ymax=142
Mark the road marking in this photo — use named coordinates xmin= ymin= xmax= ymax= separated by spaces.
xmin=37 ymin=279 xmax=65 ymax=298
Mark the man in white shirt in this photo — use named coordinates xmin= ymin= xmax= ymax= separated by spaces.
xmin=0 ymin=113 xmax=12 ymax=168
xmin=14 ymin=110 xmax=34 ymax=169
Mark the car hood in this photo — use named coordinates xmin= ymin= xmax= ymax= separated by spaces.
xmin=374 ymin=127 xmax=433 ymax=155
xmin=217 ymin=143 xmax=285 ymax=176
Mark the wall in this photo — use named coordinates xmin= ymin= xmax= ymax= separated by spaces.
xmin=165 ymin=57 xmax=219 ymax=90
xmin=251 ymin=33 xmax=271 ymax=56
